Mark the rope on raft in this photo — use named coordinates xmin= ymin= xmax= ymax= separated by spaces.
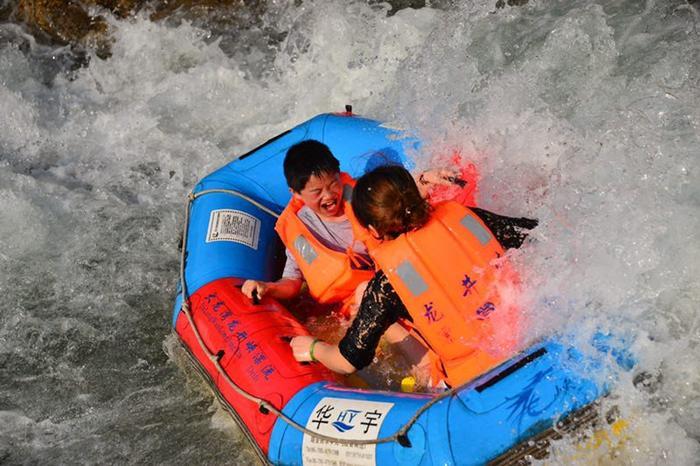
xmin=178 ymin=189 xmax=460 ymax=447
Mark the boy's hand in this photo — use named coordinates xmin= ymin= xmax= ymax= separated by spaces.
xmin=416 ymin=169 xmax=465 ymax=196
xmin=241 ymin=280 xmax=268 ymax=300
xmin=418 ymin=169 xmax=462 ymax=187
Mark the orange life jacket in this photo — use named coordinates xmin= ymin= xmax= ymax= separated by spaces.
xmin=369 ymin=201 xmax=522 ymax=387
xmin=275 ymin=173 xmax=375 ymax=305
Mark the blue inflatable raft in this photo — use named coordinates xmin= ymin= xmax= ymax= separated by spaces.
xmin=171 ymin=110 xmax=627 ymax=465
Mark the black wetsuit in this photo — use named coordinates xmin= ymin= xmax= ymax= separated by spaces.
xmin=337 ymin=209 xmax=538 ymax=370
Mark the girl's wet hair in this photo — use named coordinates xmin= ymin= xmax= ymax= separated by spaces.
xmin=352 ymin=165 xmax=431 ymax=239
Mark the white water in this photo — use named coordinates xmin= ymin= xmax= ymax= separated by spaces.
xmin=1 ymin=0 xmax=698 ymax=464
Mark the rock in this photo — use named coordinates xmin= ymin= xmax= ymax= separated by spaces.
xmin=6 ymin=0 xmax=454 ymax=58
xmin=14 ymin=0 xmax=143 ymax=56
xmin=496 ymin=0 xmax=529 ymax=8
xmin=10 ymin=0 xmax=250 ymax=56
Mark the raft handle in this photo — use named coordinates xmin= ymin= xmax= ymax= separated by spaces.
xmin=238 ymin=130 xmax=291 ymax=161
xmin=216 ymin=350 xmax=225 ymax=362
xmin=475 ymin=347 xmax=548 ymax=393
xmin=397 ymin=433 xmax=412 ymax=448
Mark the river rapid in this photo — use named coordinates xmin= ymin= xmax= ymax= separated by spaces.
xmin=1 ymin=0 xmax=699 ymax=464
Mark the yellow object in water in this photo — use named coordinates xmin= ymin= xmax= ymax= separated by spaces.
xmin=569 ymin=416 xmax=629 ymax=463
xmin=553 ymin=415 xmax=630 ymax=465
xmin=401 ymin=376 xmax=416 ymax=393
xmin=583 ymin=417 xmax=629 ymax=451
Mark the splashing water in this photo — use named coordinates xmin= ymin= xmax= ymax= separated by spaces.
xmin=1 ymin=0 xmax=698 ymax=464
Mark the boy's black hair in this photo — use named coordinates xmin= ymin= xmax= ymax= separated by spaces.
xmin=284 ymin=140 xmax=340 ymax=192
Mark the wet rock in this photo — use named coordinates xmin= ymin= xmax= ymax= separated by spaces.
xmin=6 ymin=0 xmax=453 ymax=58
xmin=149 ymin=0 xmax=265 ymax=23
xmin=9 ymin=0 xmax=257 ymax=57
xmin=496 ymin=0 xmax=529 ymax=8
xmin=1 ymin=1 xmax=14 ymax=21
xmin=13 ymin=0 xmax=138 ymax=56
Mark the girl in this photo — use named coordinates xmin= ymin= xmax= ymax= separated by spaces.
xmin=289 ymin=165 xmax=537 ymax=387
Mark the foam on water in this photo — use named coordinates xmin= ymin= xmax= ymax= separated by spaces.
xmin=1 ymin=0 xmax=698 ymax=463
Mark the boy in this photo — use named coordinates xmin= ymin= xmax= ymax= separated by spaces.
xmin=241 ymin=140 xmax=374 ymax=307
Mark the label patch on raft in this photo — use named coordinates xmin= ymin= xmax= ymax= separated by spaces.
xmin=302 ymin=397 xmax=394 ymax=466
xmin=206 ymin=209 xmax=260 ymax=249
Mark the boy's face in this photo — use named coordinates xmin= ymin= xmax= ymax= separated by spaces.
xmin=293 ymin=171 xmax=344 ymax=219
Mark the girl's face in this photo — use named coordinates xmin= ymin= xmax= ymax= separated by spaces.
xmin=293 ymin=172 xmax=344 ymax=219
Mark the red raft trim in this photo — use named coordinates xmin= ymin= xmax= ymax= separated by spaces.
xmin=175 ymin=277 xmax=339 ymax=454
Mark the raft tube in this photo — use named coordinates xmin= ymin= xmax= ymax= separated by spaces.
xmin=172 ymin=112 xmax=627 ymax=465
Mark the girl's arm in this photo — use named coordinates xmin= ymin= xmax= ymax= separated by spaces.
xmin=289 ymin=271 xmax=407 ymax=374
xmin=290 ymin=336 xmax=357 ymax=374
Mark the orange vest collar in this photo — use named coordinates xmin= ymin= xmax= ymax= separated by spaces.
xmin=275 ymin=172 xmax=375 ymax=305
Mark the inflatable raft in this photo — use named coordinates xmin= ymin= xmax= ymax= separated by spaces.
xmin=172 ymin=110 xmax=626 ymax=465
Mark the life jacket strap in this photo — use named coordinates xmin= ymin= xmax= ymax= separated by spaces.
xmin=345 ymin=243 xmax=373 ymax=270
